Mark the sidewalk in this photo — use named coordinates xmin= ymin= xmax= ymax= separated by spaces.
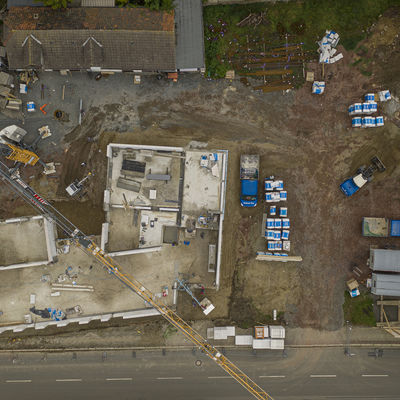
xmin=1 ymin=318 xmax=399 ymax=351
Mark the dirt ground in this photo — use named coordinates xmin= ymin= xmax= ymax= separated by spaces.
xmin=1 ymin=10 xmax=400 ymax=335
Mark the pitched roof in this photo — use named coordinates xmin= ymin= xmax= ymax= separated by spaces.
xmin=4 ymin=7 xmax=176 ymax=71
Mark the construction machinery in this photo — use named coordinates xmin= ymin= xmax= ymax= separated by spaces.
xmin=0 ymin=142 xmax=40 ymax=166
xmin=0 ymin=125 xmax=43 ymax=168
xmin=340 ymin=156 xmax=386 ymax=197
xmin=66 ymin=172 xmax=92 ymax=197
xmin=0 ymin=159 xmax=273 ymax=400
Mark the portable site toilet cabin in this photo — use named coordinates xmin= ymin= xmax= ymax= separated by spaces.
xmin=369 ymin=249 xmax=400 ymax=273
xmin=371 ymin=273 xmax=400 ymax=296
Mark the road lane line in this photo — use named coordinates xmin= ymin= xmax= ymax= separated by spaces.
xmin=6 ymin=380 xmax=32 ymax=383
xmin=208 ymin=376 xmax=233 ymax=379
xmin=310 ymin=375 xmax=336 ymax=378
xmin=106 ymin=378 xmax=133 ymax=381
xmin=55 ymin=379 xmax=82 ymax=382
xmin=259 ymin=375 xmax=286 ymax=378
xmin=362 ymin=374 xmax=389 ymax=377
xmin=156 ymin=377 xmax=183 ymax=380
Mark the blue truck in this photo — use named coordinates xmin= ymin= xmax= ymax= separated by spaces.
xmin=240 ymin=154 xmax=259 ymax=207
xmin=340 ymin=156 xmax=385 ymax=197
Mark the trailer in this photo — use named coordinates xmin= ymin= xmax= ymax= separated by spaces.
xmin=362 ymin=217 xmax=400 ymax=237
xmin=240 ymin=154 xmax=259 ymax=207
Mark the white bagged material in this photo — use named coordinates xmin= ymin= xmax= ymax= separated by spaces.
xmin=269 ymin=325 xmax=285 ymax=338
xmin=235 ymin=335 xmax=253 ymax=345
xmin=252 ymin=338 xmax=271 ymax=349
xmin=270 ymin=339 xmax=284 ymax=350
xmin=378 ymin=90 xmax=391 ymax=102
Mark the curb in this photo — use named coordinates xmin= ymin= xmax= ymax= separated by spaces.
xmin=1 ymin=343 xmax=400 ymax=353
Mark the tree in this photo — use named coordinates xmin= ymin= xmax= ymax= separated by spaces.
xmin=35 ymin=0 xmax=71 ymax=10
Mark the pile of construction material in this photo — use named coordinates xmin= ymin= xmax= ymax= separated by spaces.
xmin=348 ymin=91 xmax=391 ymax=128
xmin=207 ymin=325 xmax=286 ymax=350
xmin=317 ymin=30 xmax=343 ymax=64
xmin=263 ymin=177 xmax=290 ymax=255
xmin=236 ymin=325 xmax=285 ymax=350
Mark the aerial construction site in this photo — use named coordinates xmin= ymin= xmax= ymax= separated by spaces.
xmin=0 ymin=1 xmax=400 ymax=399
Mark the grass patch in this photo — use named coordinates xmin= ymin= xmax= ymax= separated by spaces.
xmin=204 ymin=0 xmax=397 ymax=77
xmin=343 ymin=291 xmax=376 ymax=326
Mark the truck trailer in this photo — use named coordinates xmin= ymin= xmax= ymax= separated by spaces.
xmin=362 ymin=217 xmax=400 ymax=237
xmin=240 ymin=154 xmax=259 ymax=207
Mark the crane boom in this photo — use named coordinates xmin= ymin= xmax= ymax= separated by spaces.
xmin=0 ymin=160 xmax=274 ymax=400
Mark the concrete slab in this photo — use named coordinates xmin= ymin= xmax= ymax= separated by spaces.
xmin=0 ymin=216 xmax=48 ymax=267
xmin=181 ymin=150 xmax=224 ymax=223
xmin=108 ymin=147 xmax=182 ymax=207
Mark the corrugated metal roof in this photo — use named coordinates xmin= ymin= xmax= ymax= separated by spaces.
xmin=82 ymin=0 xmax=115 ymax=7
xmin=7 ymin=0 xmax=43 ymax=8
xmin=371 ymin=273 xmax=400 ymax=296
xmin=174 ymin=0 xmax=205 ymax=70
xmin=370 ymin=249 xmax=400 ymax=273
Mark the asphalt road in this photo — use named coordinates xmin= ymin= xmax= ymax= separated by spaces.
xmin=0 ymin=347 xmax=399 ymax=400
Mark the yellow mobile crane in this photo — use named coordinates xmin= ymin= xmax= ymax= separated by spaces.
xmin=0 ymin=160 xmax=274 ymax=400
xmin=0 ymin=142 xmax=40 ymax=165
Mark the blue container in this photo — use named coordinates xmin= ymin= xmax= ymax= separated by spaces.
xmin=280 ymin=191 xmax=287 ymax=201
xmin=265 ymin=180 xmax=273 ymax=191
xmin=352 ymin=117 xmax=362 ymax=128
xmin=274 ymin=218 xmax=282 ymax=229
xmin=266 ymin=218 xmax=274 ymax=229
xmin=390 ymin=220 xmax=400 ymax=237
xmin=270 ymin=205 xmax=276 ymax=216
xmin=280 ymin=207 xmax=288 ymax=217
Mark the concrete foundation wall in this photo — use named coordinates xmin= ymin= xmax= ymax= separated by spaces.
xmin=0 ymin=308 xmax=161 ymax=334
xmin=0 ymin=216 xmax=56 ymax=270
xmin=215 ymin=150 xmax=228 ymax=290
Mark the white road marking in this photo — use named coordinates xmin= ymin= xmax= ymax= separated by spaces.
xmin=208 ymin=376 xmax=233 ymax=379
xmin=55 ymin=379 xmax=82 ymax=382
xmin=5 ymin=380 xmax=32 ymax=383
xmin=362 ymin=374 xmax=389 ymax=377
xmin=106 ymin=378 xmax=133 ymax=381
xmin=259 ymin=375 xmax=286 ymax=378
xmin=310 ymin=375 xmax=337 ymax=378
xmin=156 ymin=377 xmax=183 ymax=380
